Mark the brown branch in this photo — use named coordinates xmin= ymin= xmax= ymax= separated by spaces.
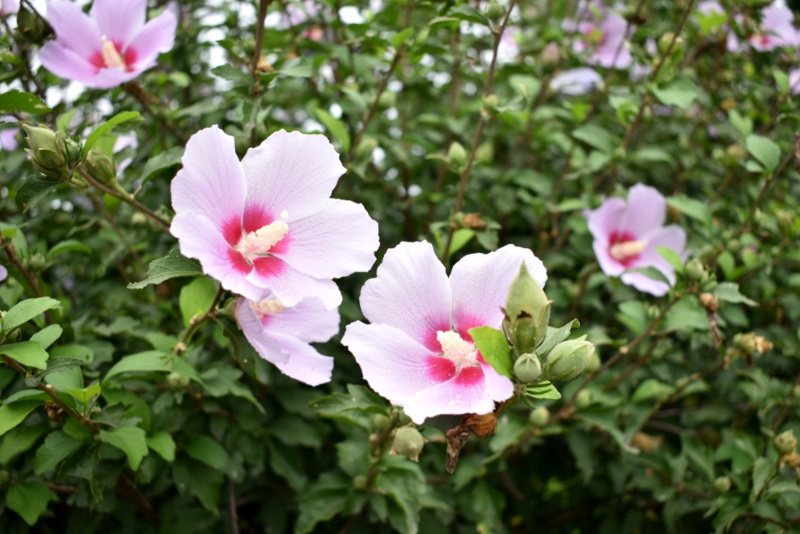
xmin=2 ymin=242 xmax=56 ymax=325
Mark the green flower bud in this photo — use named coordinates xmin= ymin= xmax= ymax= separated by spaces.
xmin=503 ymin=263 xmax=550 ymax=355
xmin=353 ymin=475 xmax=368 ymax=490
xmin=167 ymin=371 xmax=191 ymax=389
xmin=17 ymin=6 xmax=48 ymax=44
xmin=513 ymin=353 xmax=542 ymax=383
xmin=575 ymin=389 xmax=592 ymax=409
xmin=774 ymin=430 xmax=797 ymax=456
xmin=585 ymin=351 xmax=601 ymax=373
xmin=485 ymin=0 xmax=504 ymax=22
xmin=373 ymin=414 xmax=390 ymax=432
xmin=447 ymin=141 xmax=468 ymax=174
xmin=793 ymin=385 xmax=800 ymax=399
xmin=378 ymin=91 xmax=395 ymax=108
xmin=529 ymin=406 xmax=549 ymax=427
xmin=543 ymin=338 xmax=595 ymax=383
xmin=22 ymin=124 xmax=80 ymax=181
xmin=776 ymin=210 xmax=794 ymax=234
xmin=393 ymin=427 xmax=424 ymax=462
xmin=81 ymin=148 xmax=118 ymax=185
xmin=685 ymin=259 xmax=706 ymax=283
xmin=713 ymin=476 xmax=731 ymax=493
xmin=482 ymin=94 xmax=499 ymax=118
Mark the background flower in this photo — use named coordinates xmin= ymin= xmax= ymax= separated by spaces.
xmin=586 ymin=184 xmax=687 ymax=296
xmin=39 ymin=0 xmax=177 ymax=89
xmin=0 ymin=0 xmax=19 ymax=17
xmin=343 ymin=241 xmax=547 ymax=423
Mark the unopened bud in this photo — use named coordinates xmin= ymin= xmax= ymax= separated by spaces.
xmin=541 ymin=42 xmax=560 ymax=64
xmin=485 ymin=0 xmax=504 ymax=22
xmin=393 ymin=427 xmax=424 ymax=462
xmin=22 ymin=124 xmax=80 ymax=181
xmin=373 ymin=414 xmax=390 ymax=432
xmin=447 ymin=142 xmax=468 ymax=173
xmin=17 ymin=6 xmax=48 ymax=43
xmin=685 ymin=259 xmax=706 ymax=283
xmin=699 ymin=293 xmax=718 ymax=313
xmin=529 ymin=406 xmax=549 ymax=427
xmin=585 ymin=351 xmax=601 ymax=373
xmin=503 ymin=263 xmax=550 ymax=355
xmin=543 ymin=337 xmax=595 ymax=383
xmin=733 ymin=332 xmax=772 ymax=355
xmin=482 ymin=94 xmax=499 ymax=117
xmin=575 ymin=389 xmax=592 ymax=409
xmin=513 ymin=353 xmax=542 ymax=383
xmin=378 ymin=91 xmax=395 ymax=108
xmin=774 ymin=430 xmax=797 ymax=456
xmin=167 ymin=371 xmax=190 ymax=388
xmin=657 ymin=32 xmax=681 ymax=55
xmin=81 ymin=148 xmax=117 ymax=184
xmin=713 ymin=476 xmax=731 ymax=493
xmin=353 ymin=475 xmax=367 ymax=490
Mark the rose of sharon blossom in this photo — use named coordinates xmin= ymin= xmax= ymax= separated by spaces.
xmin=235 ymin=294 xmax=340 ymax=386
xmin=0 ymin=0 xmax=19 ymax=16
xmin=567 ymin=2 xmax=632 ymax=69
xmin=0 ymin=265 xmax=7 ymax=282
xmin=0 ymin=116 xmax=18 ymax=152
xmin=171 ymin=126 xmax=379 ymax=309
xmin=342 ymin=242 xmax=547 ymax=424
xmin=586 ymin=184 xmax=687 ymax=296
xmin=748 ymin=2 xmax=800 ymax=52
xmin=39 ymin=0 xmax=176 ymax=89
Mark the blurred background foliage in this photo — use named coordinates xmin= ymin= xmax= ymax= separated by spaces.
xmin=1 ymin=0 xmax=800 ymax=532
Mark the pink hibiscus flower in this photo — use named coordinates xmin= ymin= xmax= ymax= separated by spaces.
xmin=586 ymin=184 xmax=687 ymax=296
xmin=567 ymin=2 xmax=633 ymax=69
xmin=747 ymin=2 xmax=800 ymax=52
xmin=342 ymin=242 xmax=547 ymax=424
xmin=1 ymin=0 xmax=19 ymax=16
xmin=235 ymin=294 xmax=340 ymax=386
xmin=39 ymin=0 xmax=177 ymax=89
xmin=170 ymin=126 xmax=379 ymax=309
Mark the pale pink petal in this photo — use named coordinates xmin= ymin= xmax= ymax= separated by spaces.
xmin=0 ymin=127 xmax=18 ymax=151
xmin=632 ymin=225 xmax=688 ymax=285
xmin=592 ymin=13 xmax=632 ymax=68
xmin=550 ymin=68 xmax=602 ymax=95
xmin=620 ymin=184 xmax=667 ymax=237
xmin=620 ymin=271 xmax=670 ymax=296
xmin=1 ymin=0 xmax=19 ymax=16
xmin=791 ymin=69 xmax=800 ymax=95
xmin=46 ymin=1 xmax=103 ymax=59
xmin=761 ymin=4 xmax=800 ymax=48
xmin=259 ymin=295 xmax=340 ymax=343
xmin=90 ymin=0 xmax=146 ymax=49
xmin=246 ymin=261 xmax=342 ymax=309
xmin=91 ymin=68 xmax=140 ymax=89
xmin=359 ymin=241 xmax=452 ymax=351
xmin=39 ymin=42 xmax=98 ymax=85
xmin=696 ymin=1 xmax=724 ymax=17
xmin=586 ymin=197 xmax=626 ymax=240
xmin=240 ymin=130 xmax=346 ymax=222
xmin=593 ymin=239 xmax=626 ymax=277
xmin=270 ymin=334 xmax=334 ymax=386
xmin=480 ymin=361 xmax=515 ymax=401
xmin=234 ymin=298 xmax=290 ymax=364
xmin=342 ymin=322 xmax=442 ymax=406
xmin=449 ymin=245 xmax=547 ymax=334
xmin=125 ymin=9 xmax=177 ymax=71
xmin=170 ymin=212 xmax=267 ymax=301
xmin=0 ymin=265 xmax=7 ymax=282
xmin=274 ymin=199 xmax=378 ymax=279
xmin=171 ymin=126 xmax=247 ymax=235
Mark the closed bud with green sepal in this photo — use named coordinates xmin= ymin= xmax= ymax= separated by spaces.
xmin=393 ymin=427 xmax=424 ymax=462
xmin=503 ymin=263 xmax=551 ymax=355
xmin=542 ymin=337 xmax=595 ymax=383
xmin=22 ymin=124 xmax=81 ymax=181
xmin=81 ymin=148 xmax=118 ymax=185
xmin=774 ymin=430 xmax=797 ymax=456
xmin=513 ymin=352 xmax=542 ymax=383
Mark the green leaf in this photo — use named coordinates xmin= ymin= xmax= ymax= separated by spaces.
xmin=728 ymin=109 xmax=753 ymax=138
xmin=0 ymin=401 xmax=41 ymax=437
xmin=448 ymin=228 xmax=475 ymax=257
xmin=99 ymin=426 xmax=148 ymax=470
xmin=66 ymin=383 xmax=101 ymax=404
xmin=572 ymin=124 xmax=613 ymax=154
xmin=102 ymin=351 xmax=171 ymax=384
xmin=185 ymin=435 xmax=229 ymax=471
xmin=526 ymin=381 xmax=561 ymax=400
xmin=664 ymin=297 xmax=709 ymax=332
xmin=310 ymin=385 xmax=387 ymax=430
xmin=667 ymin=195 xmax=712 ymax=226
xmin=179 ymin=276 xmax=218 ymax=328
xmin=295 ymin=473 xmax=353 ymax=534
xmin=0 ymin=425 xmax=45 ymax=465
xmin=0 ymin=90 xmax=50 ymax=114
xmin=714 ymin=282 xmax=757 ymax=306
xmin=468 ymin=326 xmax=512 ymax=378
xmin=0 ymin=341 xmax=49 ymax=369
xmin=33 ymin=431 xmax=84 ymax=474
xmin=773 ymin=69 xmax=790 ymax=94
xmin=2 ymin=297 xmax=61 ymax=332
xmin=173 ymin=459 xmax=224 ymax=512
xmin=128 ymin=248 xmax=202 ymax=289
xmin=537 ymin=319 xmax=580 ymax=357
xmin=30 ymin=324 xmax=62 ymax=350
xmin=82 ymin=111 xmax=142 ymax=157
xmin=745 ymin=134 xmax=780 ymax=174
xmin=140 ymin=146 xmax=184 ymax=182
xmin=509 ymin=74 xmax=542 ymax=104
xmin=211 ymin=65 xmax=253 ymax=86
xmin=147 ymin=432 xmax=176 ymax=462
xmin=751 ymin=457 xmax=773 ymax=497
xmin=15 ymin=175 xmax=65 ymax=213
xmin=279 ymin=57 xmax=312 ymax=77
xmin=652 ymin=78 xmax=699 ymax=109
xmin=46 ymin=239 xmax=92 ymax=260
xmin=6 ymin=481 xmax=58 ymax=525
xmin=313 ymin=108 xmax=351 ymax=152
xmin=375 ymin=457 xmax=425 ymax=534
xmin=655 ymin=245 xmax=684 ymax=274
xmin=631 ymin=378 xmax=675 ymax=403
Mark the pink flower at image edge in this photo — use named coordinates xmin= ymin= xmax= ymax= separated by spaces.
xmin=342 ymin=241 xmax=548 ymax=424
xmin=39 ymin=0 xmax=177 ymax=89
xmin=586 ymin=184 xmax=687 ymax=296
xmin=0 ymin=0 xmax=19 ymax=16
xmin=170 ymin=126 xmax=379 ymax=309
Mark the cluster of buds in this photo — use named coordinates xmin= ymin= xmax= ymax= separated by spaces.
xmin=774 ymin=430 xmax=800 ymax=471
xmin=22 ymin=124 xmax=81 ymax=181
xmin=728 ymin=332 xmax=773 ymax=362
xmin=503 ymin=264 xmax=595 ymax=385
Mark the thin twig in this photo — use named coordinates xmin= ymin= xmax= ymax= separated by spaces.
xmin=2 ymin=242 xmax=56 ymax=324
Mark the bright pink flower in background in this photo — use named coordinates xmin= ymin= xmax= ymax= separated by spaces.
xmin=747 ymin=2 xmax=800 ymax=51
xmin=0 ymin=0 xmax=19 ymax=16
xmin=586 ymin=184 xmax=687 ymax=296
xmin=39 ymin=0 xmax=176 ymax=89
xmin=171 ymin=126 xmax=379 ymax=308
xmin=235 ymin=294 xmax=340 ymax=386
xmin=566 ymin=2 xmax=633 ymax=69
xmin=342 ymin=242 xmax=547 ymax=424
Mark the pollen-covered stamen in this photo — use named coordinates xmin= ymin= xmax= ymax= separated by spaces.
xmin=234 ymin=211 xmax=289 ymax=263
xmin=610 ymin=239 xmax=646 ymax=261
xmin=437 ymin=331 xmax=479 ymax=372
xmin=101 ymin=36 xmax=125 ymax=70
xmin=250 ymin=298 xmax=285 ymax=320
